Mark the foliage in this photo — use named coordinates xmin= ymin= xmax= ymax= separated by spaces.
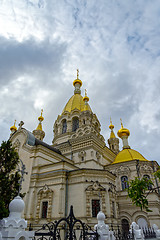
xmin=127 ymin=177 xmax=153 ymax=212
xmin=0 ymin=140 xmax=20 ymax=219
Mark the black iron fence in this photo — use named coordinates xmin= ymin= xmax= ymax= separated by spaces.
xmin=30 ymin=206 xmax=98 ymax=240
xmin=29 ymin=208 xmax=157 ymax=240
xmin=108 ymin=223 xmax=156 ymax=240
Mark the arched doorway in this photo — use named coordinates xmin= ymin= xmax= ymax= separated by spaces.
xmin=121 ymin=219 xmax=129 ymax=238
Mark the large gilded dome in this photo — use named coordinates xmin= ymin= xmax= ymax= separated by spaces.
xmin=62 ymin=70 xmax=92 ymax=114
xmin=112 ymin=148 xmax=148 ymax=164
xmin=62 ymin=94 xmax=92 ymax=114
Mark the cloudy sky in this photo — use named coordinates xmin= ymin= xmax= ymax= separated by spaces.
xmin=0 ymin=0 xmax=160 ymax=163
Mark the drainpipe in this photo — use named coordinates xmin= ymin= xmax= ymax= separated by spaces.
xmin=65 ymin=171 xmax=69 ymax=217
xmin=136 ymin=160 xmax=140 ymax=179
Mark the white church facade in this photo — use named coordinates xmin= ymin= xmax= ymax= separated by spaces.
xmin=9 ymin=71 xmax=160 ymax=230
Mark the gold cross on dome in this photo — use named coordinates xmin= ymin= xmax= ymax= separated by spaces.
xmin=120 ymin=118 xmax=123 ymax=128
xmin=77 ymin=69 xmax=79 ymax=79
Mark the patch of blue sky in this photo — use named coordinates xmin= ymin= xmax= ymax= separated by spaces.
xmin=127 ymin=33 xmax=149 ymax=55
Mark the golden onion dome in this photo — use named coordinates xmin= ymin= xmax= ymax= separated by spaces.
xmin=10 ymin=120 xmax=17 ymax=131
xmin=112 ymin=148 xmax=148 ymax=164
xmin=62 ymin=94 xmax=92 ymax=113
xmin=62 ymin=70 xmax=92 ymax=114
xmin=38 ymin=109 xmax=44 ymax=122
xmin=36 ymin=109 xmax=44 ymax=131
xmin=109 ymin=118 xmax=116 ymax=138
xmin=109 ymin=123 xmax=114 ymax=130
xmin=83 ymin=89 xmax=89 ymax=102
xmin=73 ymin=69 xmax=82 ymax=87
xmin=117 ymin=119 xmax=130 ymax=138
xmin=73 ymin=78 xmax=82 ymax=87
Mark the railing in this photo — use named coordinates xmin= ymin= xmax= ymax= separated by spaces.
xmin=29 ymin=206 xmax=98 ymax=240
xmin=108 ymin=224 xmax=156 ymax=240
xmin=29 ymin=210 xmax=157 ymax=240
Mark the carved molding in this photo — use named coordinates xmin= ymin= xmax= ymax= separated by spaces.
xmin=13 ymin=139 xmax=20 ymax=152
xmin=85 ymin=181 xmax=106 ymax=217
xmin=35 ymin=184 xmax=53 ymax=220
xmin=140 ymin=164 xmax=153 ymax=173
xmin=115 ymin=165 xmax=131 ymax=176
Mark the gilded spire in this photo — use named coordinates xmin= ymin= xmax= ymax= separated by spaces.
xmin=33 ymin=110 xmax=45 ymax=141
xmin=38 ymin=109 xmax=44 ymax=122
xmin=120 ymin=118 xmax=123 ymax=128
xmin=109 ymin=118 xmax=115 ymax=138
xmin=73 ymin=69 xmax=82 ymax=94
xmin=83 ymin=89 xmax=89 ymax=102
xmin=83 ymin=89 xmax=90 ymax=111
xmin=77 ymin=69 xmax=79 ymax=79
xmin=10 ymin=120 xmax=17 ymax=132
xmin=36 ymin=109 xmax=44 ymax=131
xmin=108 ymin=118 xmax=119 ymax=154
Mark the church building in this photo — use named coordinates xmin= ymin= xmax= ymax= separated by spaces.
xmin=9 ymin=71 xmax=160 ymax=230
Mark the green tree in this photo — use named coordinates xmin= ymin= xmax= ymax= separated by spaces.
xmin=154 ymin=167 xmax=160 ymax=181
xmin=0 ymin=140 xmax=20 ymax=219
xmin=127 ymin=176 xmax=154 ymax=212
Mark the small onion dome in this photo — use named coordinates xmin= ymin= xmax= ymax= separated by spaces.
xmin=10 ymin=120 xmax=17 ymax=131
xmin=97 ymin=211 xmax=105 ymax=221
xmin=83 ymin=95 xmax=89 ymax=102
xmin=117 ymin=119 xmax=130 ymax=138
xmin=73 ymin=69 xmax=82 ymax=87
xmin=9 ymin=196 xmax=25 ymax=213
xmin=73 ymin=78 xmax=82 ymax=87
xmin=83 ymin=89 xmax=89 ymax=102
xmin=38 ymin=109 xmax=44 ymax=122
xmin=109 ymin=119 xmax=114 ymax=130
xmin=109 ymin=118 xmax=116 ymax=138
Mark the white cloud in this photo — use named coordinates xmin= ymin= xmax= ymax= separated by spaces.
xmin=0 ymin=0 xmax=160 ymax=163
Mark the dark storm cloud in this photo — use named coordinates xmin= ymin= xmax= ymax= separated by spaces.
xmin=0 ymin=37 xmax=67 ymax=85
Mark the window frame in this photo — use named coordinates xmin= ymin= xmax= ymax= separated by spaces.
xmin=41 ymin=201 xmax=48 ymax=219
xmin=72 ymin=117 xmax=79 ymax=132
xmin=121 ymin=176 xmax=129 ymax=190
xmin=92 ymin=199 xmax=100 ymax=217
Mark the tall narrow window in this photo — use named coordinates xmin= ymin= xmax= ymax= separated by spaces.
xmin=41 ymin=201 xmax=48 ymax=218
xmin=62 ymin=119 xmax=67 ymax=134
xmin=92 ymin=199 xmax=100 ymax=217
xmin=121 ymin=176 xmax=129 ymax=190
xmin=72 ymin=117 xmax=79 ymax=132
xmin=122 ymin=219 xmax=129 ymax=238
xmin=143 ymin=175 xmax=152 ymax=190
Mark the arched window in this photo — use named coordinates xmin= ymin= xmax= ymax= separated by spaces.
xmin=143 ymin=175 xmax=152 ymax=190
xmin=62 ymin=119 xmax=67 ymax=134
xmin=121 ymin=176 xmax=129 ymax=190
xmin=72 ymin=117 xmax=79 ymax=132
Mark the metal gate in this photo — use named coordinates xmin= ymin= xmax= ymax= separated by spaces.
xmin=31 ymin=206 xmax=98 ymax=240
